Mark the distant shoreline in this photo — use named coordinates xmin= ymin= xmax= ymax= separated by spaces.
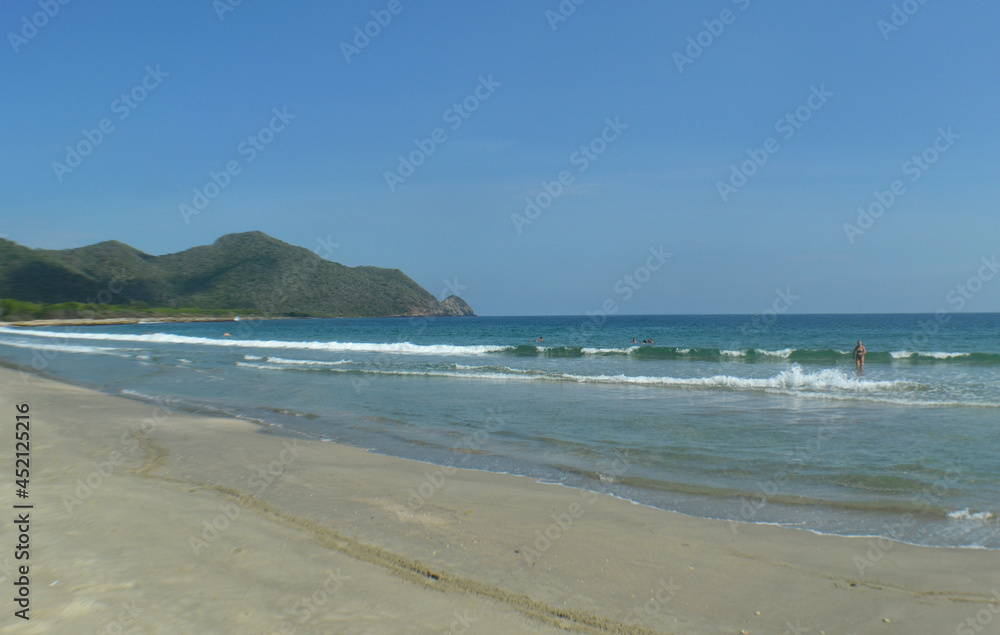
xmin=3 ymin=315 xmax=256 ymax=328
xmin=2 ymin=313 xmax=473 ymax=327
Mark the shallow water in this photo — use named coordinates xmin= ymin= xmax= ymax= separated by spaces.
xmin=2 ymin=313 xmax=999 ymax=548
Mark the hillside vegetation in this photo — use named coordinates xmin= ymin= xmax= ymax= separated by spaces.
xmin=0 ymin=232 xmax=474 ymax=319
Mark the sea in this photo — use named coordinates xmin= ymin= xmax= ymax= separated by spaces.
xmin=2 ymin=313 xmax=999 ymax=549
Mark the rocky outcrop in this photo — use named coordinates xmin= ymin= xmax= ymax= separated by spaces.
xmin=439 ymin=295 xmax=475 ymax=316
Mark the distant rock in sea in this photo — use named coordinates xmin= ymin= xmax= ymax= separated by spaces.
xmin=439 ymin=295 xmax=475 ymax=316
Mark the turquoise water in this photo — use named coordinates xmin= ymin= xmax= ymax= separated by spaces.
xmin=2 ymin=313 xmax=999 ymax=548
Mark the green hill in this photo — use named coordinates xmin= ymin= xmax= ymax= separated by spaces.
xmin=0 ymin=231 xmax=474 ymax=318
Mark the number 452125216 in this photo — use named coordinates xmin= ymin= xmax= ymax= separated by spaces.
xmin=15 ymin=403 xmax=29 ymax=493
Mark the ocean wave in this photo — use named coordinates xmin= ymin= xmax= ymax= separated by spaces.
xmin=0 ymin=339 xmax=128 ymax=357
xmin=0 ymin=328 xmax=509 ymax=356
xmin=236 ymin=361 xmax=537 ymax=383
xmin=3 ymin=327 xmax=997 ymax=366
xmin=891 ymin=351 xmax=972 ymax=360
xmin=558 ymin=366 xmax=912 ymax=392
xmin=236 ymin=359 xmax=934 ymax=401
xmin=453 ymin=363 xmax=544 ymax=375
xmin=265 ymin=356 xmax=354 ymax=366
xmin=580 ymin=346 xmax=636 ymax=354
xmin=947 ymin=509 xmax=997 ymax=521
xmin=755 ymin=348 xmax=795 ymax=358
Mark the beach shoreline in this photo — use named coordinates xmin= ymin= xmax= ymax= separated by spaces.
xmin=2 ymin=316 xmax=246 ymax=328
xmin=4 ymin=365 xmax=1000 ymax=633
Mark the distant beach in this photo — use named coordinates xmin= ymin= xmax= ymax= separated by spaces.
xmin=4 ymin=315 xmax=244 ymax=327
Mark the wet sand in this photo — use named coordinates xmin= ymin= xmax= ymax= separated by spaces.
xmin=3 ymin=365 xmax=999 ymax=634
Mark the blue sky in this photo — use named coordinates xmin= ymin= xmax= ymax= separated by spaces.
xmin=3 ymin=1 xmax=999 ymax=315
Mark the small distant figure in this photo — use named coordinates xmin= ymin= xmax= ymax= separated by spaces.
xmin=642 ymin=340 xmax=648 ymax=344
xmin=648 ymin=339 xmax=654 ymax=345
xmin=632 ymin=338 xmax=637 ymax=344
xmin=536 ymin=337 xmax=543 ymax=342
xmin=224 ymin=332 xmax=231 ymax=337
xmin=852 ymin=340 xmax=866 ymax=368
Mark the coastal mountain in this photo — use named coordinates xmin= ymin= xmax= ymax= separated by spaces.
xmin=0 ymin=231 xmax=474 ymax=318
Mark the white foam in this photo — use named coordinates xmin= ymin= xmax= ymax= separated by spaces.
xmin=755 ymin=348 xmax=794 ymax=358
xmin=947 ymin=509 xmax=996 ymax=521
xmin=238 ymin=359 xmax=911 ymax=394
xmin=236 ymin=361 xmax=534 ymax=383
xmin=581 ymin=347 xmax=635 ymax=354
xmin=0 ymin=327 xmax=508 ymax=356
xmin=454 ymin=363 xmax=538 ymax=375
xmin=0 ymin=339 xmax=123 ymax=356
xmin=721 ymin=349 xmax=746 ymax=357
xmin=892 ymin=351 xmax=972 ymax=360
xmin=559 ymin=366 xmax=910 ymax=392
xmin=265 ymin=356 xmax=353 ymax=366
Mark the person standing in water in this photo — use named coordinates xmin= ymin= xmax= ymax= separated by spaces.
xmin=852 ymin=340 xmax=867 ymax=368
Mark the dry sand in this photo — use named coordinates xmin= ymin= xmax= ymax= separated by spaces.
xmin=1 ymin=365 xmax=999 ymax=634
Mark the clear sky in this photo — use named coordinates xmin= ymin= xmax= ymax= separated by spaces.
xmin=3 ymin=1 xmax=999 ymax=315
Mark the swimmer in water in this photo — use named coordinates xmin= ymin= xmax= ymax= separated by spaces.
xmin=852 ymin=340 xmax=866 ymax=368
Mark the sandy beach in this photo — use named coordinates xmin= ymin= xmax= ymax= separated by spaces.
xmin=2 ymin=317 xmax=244 ymax=328
xmin=2 ymin=365 xmax=999 ymax=634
